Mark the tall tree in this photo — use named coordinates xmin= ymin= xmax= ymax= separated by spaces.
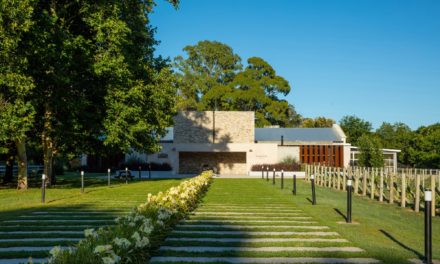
xmin=3 ymin=0 xmax=178 ymax=185
xmin=376 ymin=122 xmax=413 ymax=164
xmin=174 ymin=41 xmax=300 ymax=127
xmin=407 ymin=124 xmax=440 ymax=168
xmin=339 ymin=115 xmax=372 ymax=145
xmin=0 ymin=0 xmax=36 ymax=189
xmin=357 ymin=134 xmax=384 ymax=168
xmin=300 ymin=117 xmax=334 ymax=128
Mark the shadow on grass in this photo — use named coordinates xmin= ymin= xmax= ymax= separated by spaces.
xmin=334 ymin=208 xmax=347 ymax=222
xmin=379 ymin=229 xmax=423 ymax=259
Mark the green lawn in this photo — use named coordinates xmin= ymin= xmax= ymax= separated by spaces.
xmin=152 ymin=178 xmax=439 ymax=264
xmin=215 ymin=178 xmax=439 ymax=263
xmin=0 ymin=174 xmax=183 ymax=261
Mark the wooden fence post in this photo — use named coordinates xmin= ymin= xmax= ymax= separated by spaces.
xmin=337 ymin=167 xmax=341 ymax=190
xmin=389 ymin=170 xmax=394 ymax=205
xmin=415 ymin=171 xmax=421 ymax=212
xmin=370 ymin=168 xmax=375 ymax=200
xmin=343 ymin=167 xmax=347 ymax=191
xmin=401 ymin=172 xmax=406 ymax=208
xmin=431 ymin=174 xmax=436 ymax=217
xmin=362 ymin=167 xmax=367 ymax=196
xmin=379 ymin=167 xmax=384 ymax=202
xmin=354 ymin=167 xmax=359 ymax=195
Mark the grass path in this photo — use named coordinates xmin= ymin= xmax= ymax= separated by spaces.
xmin=0 ymin=178 xmax=183 ymax=263
xmin=150 ymin=179 xmax=380 ymax=264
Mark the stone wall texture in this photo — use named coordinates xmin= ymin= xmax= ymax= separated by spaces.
xmin=174 ymin=111 xmax=254 ymax=144
xmin=179 ymin=152 xmax=247 ymax=175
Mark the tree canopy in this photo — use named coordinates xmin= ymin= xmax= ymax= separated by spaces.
xmin=300 ymin=117 xmax=335 ymax=128
xmin=339 ymin=115 xmax=372 ymax=145
xmin=174 ymin=40 xmax=301 ymax=127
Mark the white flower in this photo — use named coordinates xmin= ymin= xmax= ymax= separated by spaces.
xmin=102 ymin=257 xmax=116 ymax=264
xmin=113 ymin=237 xmax=131 ymax=248
xmin=156 ymin=220 xmax=164 ymax=227
xmin=135 ymin=237 xmax=150 ymax=248
xmin=131 ymin=231 xmax=141 ymax=242
xmin=84 ymin=228 xmax=98 ymax=238
xmin=94 ymin=245 xmax=112 ymax=254
xmin=49 ymin=246 xmax=61 ymax=258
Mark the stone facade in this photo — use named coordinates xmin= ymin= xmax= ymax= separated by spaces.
xmin=174 ymin=111 xmax=254 ymax=144
xmin=179 ymin=152 xmax=247 ymax=175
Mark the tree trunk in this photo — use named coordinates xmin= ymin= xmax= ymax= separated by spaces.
xmin=16 ymin=139 xmax=28 ymax=190
xmin=3 ymin=146 xmax=15 ymax=184
xmin=42 ymin=107 xmax=56 ymax=186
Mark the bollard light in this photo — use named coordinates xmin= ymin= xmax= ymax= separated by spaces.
xmin=347 ymin=179 xmax=353 ymax=223
xmin=107 ymin=168 xmax=111 ymax=187
xmin=125 ymin=167 xmax=128 ymax=184
xmin=272 ymin=169 xmax=276 ymax=185
xmin=148 ymin=164 xmax=152 ymax=179
xmin=281 ymin=170 xmax=284 ymax=189
xmin=41 ymin=174 xmax=46 ymax=203
xmin=81 ymin=171 xmax=84 ymax=193
xmin=261 ymin=166 xmax=264 ymax=179
xmin=424 ymin=190 xmax=432 ymax=264
xmin=266 ymin=167 xmax=269 ymax=181
xmin=311 ymin=174 xmax=316 ymax=205
xmin=292 ymin=173 xmax=297 ymax=195
xmin=138 ymin=166 xmax=142 ymax=180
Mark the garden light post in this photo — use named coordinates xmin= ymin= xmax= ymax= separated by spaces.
xmin=281 ymin=170 xmax=284 ymax=189
xmin=138 ymin=166 xmax=141 ymax=180
xmin=125 ymin=167 xmax=128 ymax=184
xmin=272 ymin=169 xmax=275 ymax=185
xmin=311 ymin=174 xmax=316 ymax=205
xmin=424 ymin=190 xmax=432 ymax=264
xmin=261 ymin=166 xmax=264 ymax=179
xmin=41 ymin=174 xmax=46 ymax=203
xmin=81 ymin=171 xmax=84 ymax=193
xmin=347 ymin=179 xmax=353 ymax=223
xmin=107 ymin=168 xmax=111 ymax=187
xmin=292 ymin=174 xmax=297 ymax=195
xmin=266 ymin=167 xmax=269 ymax=181
xmin=148 ymin=163 xmax=151 ymax=179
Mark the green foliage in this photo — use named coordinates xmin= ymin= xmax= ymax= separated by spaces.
xmin=300 ymin=117 xmax=335 ymax=128
xmin=280 ymin=155 xmax=298 ymax=165
xmin=376 ymin=122 xmax=413 ymax=164
xmin=357 ymin=134 xmax=384 ymax=168
xmin=339 ymin=115 xmax=372 ymax=145
xmin=174 ymin=40 xmax=302 ymax=127
xmin=406 ymin=123 xmax=440 ymax=168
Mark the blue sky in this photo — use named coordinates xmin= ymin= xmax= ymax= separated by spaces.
xmin=150 ymin=0 xmax=440 ymax=129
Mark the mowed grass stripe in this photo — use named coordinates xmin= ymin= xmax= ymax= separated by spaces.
xmin=159 ymin=246 xmax=364 ymax=253
xmin=171 ymin=231 xmax=339 ymax=236
xmin=175 ymin=225 xmax=329 ymax=230
xmin=149 ymin=256 xmax=380 ymax=263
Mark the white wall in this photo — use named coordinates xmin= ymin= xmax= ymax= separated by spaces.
xmin=277 ymin=146 xmax=300 ymax=163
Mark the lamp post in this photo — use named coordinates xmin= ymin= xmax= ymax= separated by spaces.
xmin=272 ymin=169 xmax=275 ymax=185
xmin=347 ymin=179 xmax=353 ymax=223
xmin=281 ymin=170 xmax=284 ymax=189
xmin=266 ymin=167 xmax=269 ymax=181
xmin=424 ymin=190 xmax=432 ymax=264
xmin=107 ymin=168 xmax=111 ymax=187
xmin=125 ymin=167 xmax=128 ymax=184
xmin=41 ymin=174 xmax=46 ymax=203
xmin=261 ymin=166 xmax=264 ymax=179
xmin=81 ymin=171 xmax=84 ymax=193
xmin=292 ymin=174 xmax=296 ymax=195
xmin=311 ymin=174 xmax=316 ymax=205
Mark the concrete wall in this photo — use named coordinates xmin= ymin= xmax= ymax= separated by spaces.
xmin=174 ymin=111 xmax=254 ymax=144
xmin=179 ymin=152 xmax=247 ymax=175
xmin=277 ymin=146 xmax=300 ymax=163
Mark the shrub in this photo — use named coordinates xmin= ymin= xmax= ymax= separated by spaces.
xmin=48 ymin=171 xmax=213 ymax=264
xmin=251 ymin=163 xmax=301 ymax=172
xmin=280 ymin=155 xmax=298 ymax=165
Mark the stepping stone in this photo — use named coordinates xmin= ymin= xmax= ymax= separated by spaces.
xmin=171 ymin=231 xmax=339 ymax=236
xmin=0 ymin=246 xmax=69 ymax=252
xmin=165 ymin=238 xmax=349 ymax=243
xmin=0 ymin=231 xmax=82 ymax=234
xmin=193 ymin=212 xmax=303 ymax=215
xmin=182 ymin=220 xmax=316 ymax=224
xmin=159 ymin=246 xmax=364 ymax=252
xmin=189 ymin=216 xmax=312 ymax=219
xmin=176 ymin=225 xmax=329 ymax=230
xmin=0 ymin=238 xmax=81 ymax=242
xmin=0 ymin=258 xmax=47 ymax=264
xmin=3 ymin=219 xmax=111 ymax=223
xmin=150 ymin=257 xmax=380 ymax=263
